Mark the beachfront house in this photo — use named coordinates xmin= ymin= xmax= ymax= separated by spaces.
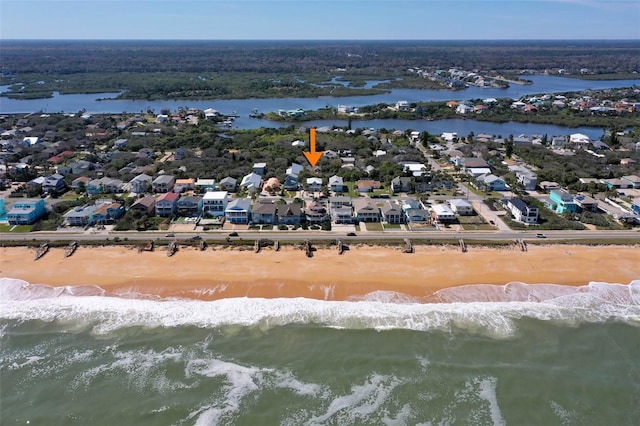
xmin=353 ymin=198 xmax=380 ymax=222
xmin=63 ymin=205 xmax=96 ymax=227
xmin=92 ymin=202 xmax=124 ymax=224
xmin=448 ymin=198 xmax=474 ymax=215
xmin=304 ymin=200 xmax=329 ymax=223
xmin=130 ymin=195 xmax=156 ymax=215
xmin=225 ymin=198 xmax=251 ymax=224
xmin=381 ymin=201 xmax=403 ymax=224
xmin=155 ymin=192 xmax=180 ymax=216
xmin=7 ymin=199 xmax=46 ymax=225
xmin=503 ymin=198 xmax=538 ymax=224
xmin=202 ymin=191 xmax=228 ymax=217
xmin=251 ymin=200 xmax=278 ymax=225
xmin=431 ymin=203 xmax=456 ymax=223
xmin=277 ymin=203 xmax=303 ymax=225
xmin=176 ymin=195 xmax=203 ymax=217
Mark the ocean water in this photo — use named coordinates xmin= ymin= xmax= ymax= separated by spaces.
xmin=1 ymin=278 xmax=640 ymax=425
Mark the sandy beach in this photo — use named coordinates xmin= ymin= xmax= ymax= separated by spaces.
xmin=1 ymin=243 xmax=639 ymax=301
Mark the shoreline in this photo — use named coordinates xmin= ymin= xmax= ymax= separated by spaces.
xmin=2 ymin=244 xmax=639 ymax=302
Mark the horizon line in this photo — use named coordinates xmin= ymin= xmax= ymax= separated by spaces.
xmin=2 ymin=38 xmax=639 ymax=42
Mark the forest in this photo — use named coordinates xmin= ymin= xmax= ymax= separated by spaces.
xmin=2 ymin=40 xmax=639 ymax=100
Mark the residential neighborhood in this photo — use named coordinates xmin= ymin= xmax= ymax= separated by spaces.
xmin=1 ymin=106 xmax=639 ymax=237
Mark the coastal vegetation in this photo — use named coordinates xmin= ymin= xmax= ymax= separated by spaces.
xmin=2 ymin=40 xmax=639 ymax=100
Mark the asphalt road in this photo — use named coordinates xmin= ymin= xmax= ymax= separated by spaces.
xmin=2 ymin=229 xmax=639 ymax=243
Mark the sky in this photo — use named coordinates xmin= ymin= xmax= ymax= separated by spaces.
xmin=1 ymin=0 xmax=639 ymax=40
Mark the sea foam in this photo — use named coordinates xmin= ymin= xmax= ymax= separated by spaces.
xmin=1 ymin=278 xmax=640 ymax=338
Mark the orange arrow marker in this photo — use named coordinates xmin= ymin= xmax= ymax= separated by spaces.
xmin=303 ymin=128 xmax=323 ymax=167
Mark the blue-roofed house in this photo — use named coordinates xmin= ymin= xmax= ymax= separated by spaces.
xmin=225 ymin=198 xmax=251 ymax=224
xmin=7 ymin=199 xmax=46 ymax=225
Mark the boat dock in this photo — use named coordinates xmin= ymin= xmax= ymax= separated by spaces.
xmin=64 ymin=240 xmax=78 ymax=257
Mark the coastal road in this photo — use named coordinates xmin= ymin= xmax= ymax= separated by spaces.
xmin=2 ymin=229 xmax=639 ymax=243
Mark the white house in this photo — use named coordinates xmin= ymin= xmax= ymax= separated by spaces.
xmin=306 ymin=177 xmax=323 ymax=192
xmin=441 ymin=132 xmax=458 ymax=143
xmin=329 ymin=175 xmax=344 ymax=192
xmin=456 ymin=104 xmax=472 ymax=114
xmin=395 ymin=100 xmax=410 ymax=111
xmin=286 ymin=163 xmax=304 ymax=177
xmin=202 ymin=191 xmax=228 ymax=217
xmin=431 ymin=203 xmax=456 ymax=222
xmin=240 ymin=172 xmax=262 ymax=193
xmin=448 ymin=199 xmax=474 ymax=215
xmin=504 ymin=198 xmax=538 ymax=224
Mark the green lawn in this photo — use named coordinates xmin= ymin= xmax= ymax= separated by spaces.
xmin=382 ymin=223 xmax=401 ymax=229
xmin=365 ymin=222 xmax=384 ymax=231
xmin=0 ymin=224 xmax=32 ymax=232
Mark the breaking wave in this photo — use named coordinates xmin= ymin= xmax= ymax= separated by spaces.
xmin=1 ymin=278 xmax=639 ymax=338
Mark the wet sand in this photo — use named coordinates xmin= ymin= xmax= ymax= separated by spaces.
xmin=2 ymin=244 xmax=639 ymax=301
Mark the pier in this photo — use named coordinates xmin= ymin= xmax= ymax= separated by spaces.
xmin=33 ymin=243 xmax=49 ymax=261
xmin=64 ymin=240 xmax=78 ymax=257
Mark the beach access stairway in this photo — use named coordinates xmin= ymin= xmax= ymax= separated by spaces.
xmin=34 ymin=243 xmax=49 ymax=261
xmin=337 ymin=239 xmax=349 ymax=255
xmin=459 ymin=239 xmax=467 ymax=253
xmin=167 ymin=240 xmax=178 ymax=257
xmin=64 ymin=240 xmax=78 ymax=257
xmin=517 ymin=239 xmax=528 ymax=252
xmin=403 ymin=239 xmax=414 ymax=254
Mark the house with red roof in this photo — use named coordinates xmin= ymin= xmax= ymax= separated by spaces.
xmin=155 ymin=192 xmax=180 ymax=216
